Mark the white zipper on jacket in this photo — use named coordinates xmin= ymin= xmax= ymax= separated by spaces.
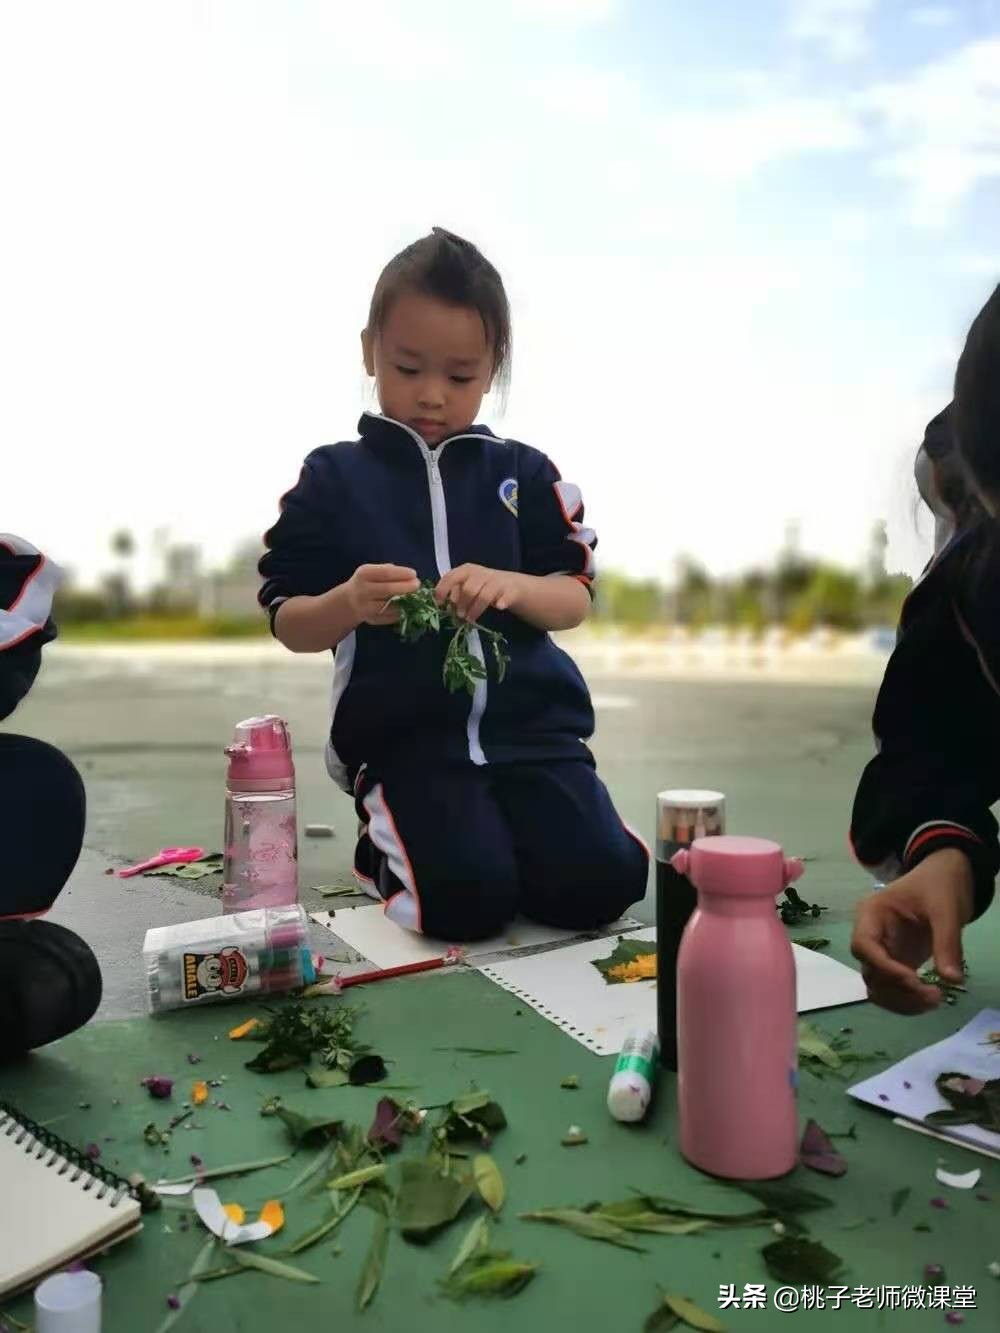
xmin=363 ymin=413 xmax=489 ymax=766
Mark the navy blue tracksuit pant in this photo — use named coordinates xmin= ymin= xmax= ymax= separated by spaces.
xmin=353 ymin=754 xmax=649 ymax=941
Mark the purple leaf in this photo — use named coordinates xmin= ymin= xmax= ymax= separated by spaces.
xmin=799 ymin=1119 xmax=847 ymax=1177
xmin=945 ymin=1315 xmax=965 ymax=1327
xmin=367 ymin=1098 xmax=403 ymax=1151
xmin=930 ymin=1197 xmax=949 ymax=1209
xmin=141 ymin=1076 xmax=174 ymax=1100
xmin=84 ymin=1142 xmax=101 ymax=1161
xmin=166 ymin=1295 xmax=181 ymax=1310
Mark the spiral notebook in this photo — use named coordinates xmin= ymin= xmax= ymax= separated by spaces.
xmin=0 ymin=1103 xmax=143 ymax=1298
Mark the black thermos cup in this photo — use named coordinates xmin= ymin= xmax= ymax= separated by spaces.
xmin=655 ymin=789 xmax=726 ymax=1070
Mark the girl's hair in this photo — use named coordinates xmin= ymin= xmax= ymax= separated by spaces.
xmin=366 ymin=228 xmax=512 ymax=394
xmin=954 ymin=283 xmax=1000 ymax=504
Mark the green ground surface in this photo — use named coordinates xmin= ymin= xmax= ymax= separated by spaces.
xmin=3 ymin=648 xmax=999 ymax=1329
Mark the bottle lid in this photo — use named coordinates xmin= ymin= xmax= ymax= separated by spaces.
xmin=225 ymin=715 xmax=295 ymax=787
xmin=670 ymin=835 xmax=803 ymax=897
xmin=35 ymin=1271 xmax=102 ymax=1333
xmin=655 ymin=790 xmax=725 ymax=859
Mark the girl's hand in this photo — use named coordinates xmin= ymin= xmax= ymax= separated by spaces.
xmin=346 ymin=564 xmax=420 ymax=626
xmin=435 ymin=565 xmax=523 ymax=623
xmin=850 ymin=849 xmax=974 ymax=1015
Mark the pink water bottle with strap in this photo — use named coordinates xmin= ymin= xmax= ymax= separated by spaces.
xmin=670 ymin=836 xmax=803 ymax=1180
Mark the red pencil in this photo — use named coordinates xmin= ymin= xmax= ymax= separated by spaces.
xmin=335 ymin=956 xmax=449 ymax=989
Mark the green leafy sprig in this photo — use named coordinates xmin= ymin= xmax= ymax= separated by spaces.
xmin=389 ymin=581 xmax=510 ymax=698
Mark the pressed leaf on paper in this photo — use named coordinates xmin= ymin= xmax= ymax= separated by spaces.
xmin=591 ymin=937 xmax=658 ymax=985
xmin=356 ymin=1214 xmax=389 ymax=1312
xmin=473 ymin=1155 xmax=505 ymax=1212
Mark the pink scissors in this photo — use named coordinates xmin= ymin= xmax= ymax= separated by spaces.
xmin=117 ymin=846 xmax=207 ymax=878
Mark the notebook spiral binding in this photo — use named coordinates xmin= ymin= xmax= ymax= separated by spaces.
xmin=0 ymin=1102 xmax=139 ymax=1208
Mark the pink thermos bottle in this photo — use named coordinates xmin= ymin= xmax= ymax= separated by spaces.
xmin=670 ymin=835 xmax=803 ymax=1180
xmin=222 ymin=716 xmax=299 ymax=913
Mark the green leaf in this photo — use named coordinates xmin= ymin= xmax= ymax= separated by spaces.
xmin=441 ymin=1254 xmax=537 ymax=1301
xmin=734 ymin=1182 xmax=831 ymax=1236
xmin=274 ymin=1106 xmax=342 ymax=1146
xmin=439 ymin=1093 xmax=507 ymax=1143
xmin=327 ymin=1164 xmax=387 ymax=1191
xmin=473 ymin=1154 xmax=505 ymax=1212
xmin=797 ymin=1021 xmax=842 ymax=1070
xmin=305 ymin=1065 xmax=350 ymax=1089
xmin=229 ymin=1249 xmax=320 ymax=1284
xmin=434 ymin=1047 xmax=518 ymax=1056
xmin=644 ymin=1307 xmax=681 ymax=1333
xmin=794 ymin=937 xmax=830 ymax=951
xmin=591 ymin=936 xmax=657 ymax=984
xmin=286 ymin=1187 xmax=363 ymax=1255
xmin=761 ymin=1236 xmax=844 ymax=1285
xmin=154 ymin=1238 xmax=217 ymax=1333
xmin=356 ymin=1213 xmax=389 ymax=1312
xmin=449 ymin=1215 xmax=492 ymax=1275
xmin=314 ymin=885 xmax=360 ymax=898
xmin=663 ymin=1293 xmax=727 ymax=1332
xmin=560 ymin=1075 xmax=580 ymax=1090
xmin=519 ymin=1208 xmax=647 ymax=1251
xmin=155 ymin=1153 xmax=293 ymax=1189
xmin=396 ymin=1159 xmax=474 ymax=1239
xmin=890 ymin=1187 xmax=911 ymax=1218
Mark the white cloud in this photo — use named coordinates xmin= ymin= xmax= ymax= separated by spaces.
xmin=909 ymin=5 xmax=957 ymax=26
xmin=788 ymin=0 xmax=877 ymax=61
xmin=510 ymin=0 xmax=619 ymax=22
xmin=952 ymin=255 xmax=1000 ymax=277
xmin=866 ymin=38 xmax=1000 ymax=224
xmin=659 ymin=96 xmax=863 ymax=177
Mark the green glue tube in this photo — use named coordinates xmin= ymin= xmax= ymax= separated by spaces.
xmin=607 ymin=1028 xmax=659 ymax=1123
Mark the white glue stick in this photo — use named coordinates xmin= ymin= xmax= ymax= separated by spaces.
xmin=607 ymin=1028 xmax=659 ymax=1123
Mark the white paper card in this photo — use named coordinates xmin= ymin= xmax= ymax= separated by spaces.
xmin=309 ymin=904 xmax=642 ymax=970
xmin=849 ymin=1008 xmax=1000 ymax=1156
xmin=477 ymin=928 xmax=866 ymax=1055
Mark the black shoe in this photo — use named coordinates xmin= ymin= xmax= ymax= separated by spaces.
xmin=0 ymin=920 xmax=102 ymax=1061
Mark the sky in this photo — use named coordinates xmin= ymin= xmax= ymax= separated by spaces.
xmin=2 ymin=0 xmax=999 ymax=591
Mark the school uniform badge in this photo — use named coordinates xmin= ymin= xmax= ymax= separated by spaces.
xmin=499 ymin=478 xmax=518 ymax=516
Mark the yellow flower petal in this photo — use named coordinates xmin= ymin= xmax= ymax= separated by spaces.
xmin=258 ymin=1200 xmax=284 ymax=1234
xmin=192 ymin=1081 xmax=209 ymax=1106
xmin=222 ymin=1203 xmax=246 ymax=1225
xmin=228 ymin=1018 xmax=259 ymax=1040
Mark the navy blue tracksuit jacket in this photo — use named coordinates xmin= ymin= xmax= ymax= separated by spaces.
xmin=259 ymin=414 xmax=648 ymax=939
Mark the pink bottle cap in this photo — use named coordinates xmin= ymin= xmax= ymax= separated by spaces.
xmin=225 ymin=715 xmax=295 ymax=789
xmin=670 ymin=835 xmax=803 ymax=898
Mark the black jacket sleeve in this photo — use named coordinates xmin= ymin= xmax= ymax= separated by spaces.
xmin=518 ymin=452 xmax=596 ymax=593
xmin=851 ymin=530 xmax=1000 ymax=920
xmin=0 ymin=536 xmax=60 ymax=721
xmin=258 ymin=453 xmax=354 ymax=634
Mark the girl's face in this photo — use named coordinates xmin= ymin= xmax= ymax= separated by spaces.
xmin=362 ymin=290 xmax=494 ymax=446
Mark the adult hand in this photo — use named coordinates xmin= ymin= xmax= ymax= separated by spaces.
xmin=850 ymin=848 xmax=974 ymax=1015
xmin=346 ymin=564 xmax=419 ymax=626
xmin=435 ymin=564 xmax=523 ymax=624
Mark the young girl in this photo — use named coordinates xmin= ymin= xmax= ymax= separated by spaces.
xmin=850 ymin=283 xmax=1000 ymax=1014
xmin=259 ymin=228 xmax=649 ymax=940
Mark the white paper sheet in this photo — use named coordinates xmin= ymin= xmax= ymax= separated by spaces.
xmin=309 ymin=904 xmax=642 ymax=970
xmin=892 ymin=1117 xmax=1000 ymax=1164
xmin=849 ymin=1008 xmax=1000 ymax=1156
xmin=477 ymin=927 xmax=867 ymax=1055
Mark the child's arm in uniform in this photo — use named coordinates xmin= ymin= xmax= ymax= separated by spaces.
xmin=259 ymin=454 xmax=418 ymax=652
